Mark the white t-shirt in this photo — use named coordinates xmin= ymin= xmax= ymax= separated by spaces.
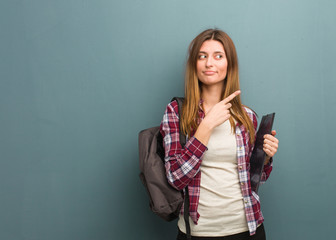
xmin=178 ymin=120 xmax=248 ymax=236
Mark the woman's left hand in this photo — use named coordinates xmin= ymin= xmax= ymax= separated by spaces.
xmin=263 ymin=130 xmax=279 ymax=159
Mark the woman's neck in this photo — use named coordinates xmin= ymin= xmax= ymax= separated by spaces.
xmin=201 ymin=84 xmax=224 ymax=113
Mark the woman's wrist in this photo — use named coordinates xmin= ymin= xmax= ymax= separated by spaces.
xmin=194 ymin=120 xmax=213 ymax=146
xmin=200 ymin=117 xmax=214 ymax=131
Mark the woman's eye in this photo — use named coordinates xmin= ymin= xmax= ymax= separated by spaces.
xmin=198 ymin=55 xmax=206 ymax=59
xmin=215 ymin=54 xmax=223 ymax=59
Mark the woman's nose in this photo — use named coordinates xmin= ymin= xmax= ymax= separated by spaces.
xmin=206 ymin=57 xmax=213 ymax=67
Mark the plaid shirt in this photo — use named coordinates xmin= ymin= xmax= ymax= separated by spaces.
xmin=159 ymin=100 xmax=273 ymax=236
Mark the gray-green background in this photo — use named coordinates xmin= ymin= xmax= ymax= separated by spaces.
xmin=1 ymin=0 xmax=335 ymax=239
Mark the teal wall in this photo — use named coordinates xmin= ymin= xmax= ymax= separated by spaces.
xmin=1 ymin=0 xmax=335 ymax=239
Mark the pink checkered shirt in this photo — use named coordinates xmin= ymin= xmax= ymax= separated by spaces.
xmin=159 ymin=100 xmax=273 ymax=236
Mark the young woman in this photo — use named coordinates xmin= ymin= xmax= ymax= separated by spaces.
xmin=160 ymin=29 xmax=279 ymax=240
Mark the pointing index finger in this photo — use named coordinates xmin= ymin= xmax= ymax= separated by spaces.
xmin=222 ymin=90 xmax=241 ymax=104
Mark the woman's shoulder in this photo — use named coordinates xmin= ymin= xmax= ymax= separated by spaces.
xmin=160 ymin=100 xmax=180 ymax=132
xmin=242 ymin=105 xmax=256 ymax=116
xmin=164 ymin=100 xmax=180 ymax=116
xmin=242 ymin=105 xmax=258 ymax=125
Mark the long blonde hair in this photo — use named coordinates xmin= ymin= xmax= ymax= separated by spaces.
xmin=181 ymin=29 xmax=255 ymax=143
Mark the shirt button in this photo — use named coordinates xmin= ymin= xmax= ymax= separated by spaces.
xmin=239 ymin=166 xmax=243 ymax=170
xmin=241 ymin=182 xmax=244 ymax=186
xmin=244 ymin=198 xmax=248 ymax=203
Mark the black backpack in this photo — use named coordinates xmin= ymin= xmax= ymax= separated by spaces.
xmin=139 ymin=97 xmax=191 ymax=239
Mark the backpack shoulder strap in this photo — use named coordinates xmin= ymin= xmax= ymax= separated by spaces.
xmin=171 ymin=97 xmax=186 ymax=147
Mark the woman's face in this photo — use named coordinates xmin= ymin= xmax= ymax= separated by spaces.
xmin=196 ymin=40 xmax=228 ymax=87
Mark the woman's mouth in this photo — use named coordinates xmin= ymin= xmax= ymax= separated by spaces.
xmin=203 ymin=71 xmax=216 ymax=75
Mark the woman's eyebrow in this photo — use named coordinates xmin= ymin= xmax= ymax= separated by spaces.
xmin=199 ymin=51 xmax=225 ymax=54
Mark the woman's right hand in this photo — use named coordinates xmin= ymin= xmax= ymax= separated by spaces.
xmin=202 ymin=90 xmax=241 ymax=129
xmin=194 ymin=90 xmax=240 ymax=146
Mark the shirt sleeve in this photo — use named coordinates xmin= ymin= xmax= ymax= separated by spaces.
xmin=159 ymin=100 xmax=207 ymax=190
xmin=261 ymin=158 xmax=273 ymax=183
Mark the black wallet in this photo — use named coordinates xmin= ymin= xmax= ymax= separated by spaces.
xmin=250 ymin=113 xmax=275 ymax=193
